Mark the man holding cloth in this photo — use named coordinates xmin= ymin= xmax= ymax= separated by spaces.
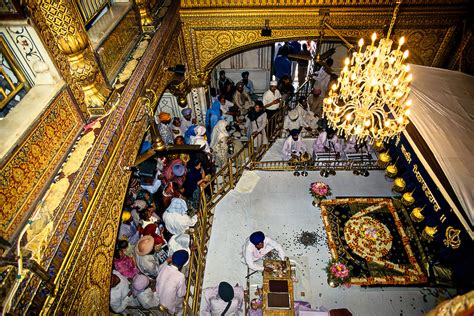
xmin=242 ymin=231 xmax=286 ymax=272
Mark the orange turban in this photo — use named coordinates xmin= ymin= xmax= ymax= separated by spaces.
xmin=158 ymin=112 xmax=171 ymax=122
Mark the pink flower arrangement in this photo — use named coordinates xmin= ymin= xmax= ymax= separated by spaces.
xmin=325 ymin=259 xmax=352 ymax=286
xmin=309 ymin=182 xmax=331 ymax=199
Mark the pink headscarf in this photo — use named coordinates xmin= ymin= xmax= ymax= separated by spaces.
xmin=132 ymin=274 xmax=150 ymax=296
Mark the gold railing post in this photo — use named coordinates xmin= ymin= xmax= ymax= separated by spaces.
xmin=228 ymin=158 xmax=234 ymax=189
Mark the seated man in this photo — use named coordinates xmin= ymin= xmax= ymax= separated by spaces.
xmin=132 ymin=274 xmax=160 ymax=309
xmin=313 ymin=128 xmax=342 ymax=153
xmin=242 ymin=231 xmax=285 ymax=272
xmin=282 ymin=129 xmax=307 ymax=161
xmin=296 ymin=96 xmax=319 ymax=135
xmin=233 ymin=82 xmax=254 ymax=114
xmin=202 ymin=281 xmax=245 ymax=315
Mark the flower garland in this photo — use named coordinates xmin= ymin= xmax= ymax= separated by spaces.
xmin=309 ymin=182 xmax=331 ymax=199
xmin=325 ymin=259 xmax=352 ymax=287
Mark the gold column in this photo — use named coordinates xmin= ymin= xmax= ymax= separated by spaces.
xmin=26 ymin=0 xmax=110 ymax=117
xmin=135 ymin=0 xmax=155 ymax=33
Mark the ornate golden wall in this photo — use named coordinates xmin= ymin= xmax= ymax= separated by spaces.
xmin=8 ymin=1 xmax=188 ymax=314
xmin=0 ymin=87 xmax=84 ymax=242
xmin=180 ymin=0 xmax=470 ymax=85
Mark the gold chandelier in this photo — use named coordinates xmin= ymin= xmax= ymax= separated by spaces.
xmin=323 ymin=1 xmax=412 ymax=143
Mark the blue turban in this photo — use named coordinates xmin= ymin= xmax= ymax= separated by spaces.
xmin=218 ymin=282 xmax=234 ymax=302
xmin=172 ymin=250 xmax=189 ymax=267
xmin=290 ymin=129 xmax=300 ymax=137
xmin=249 ymin=231 xmax=265 ymax=245
xmin=182 ymin=108 xmax=192 ymax=116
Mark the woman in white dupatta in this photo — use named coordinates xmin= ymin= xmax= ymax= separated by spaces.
xmin=162 ymin=197 xmax=197 ymax=236
xmin=210 ymin=120 xmax=229 ymax=168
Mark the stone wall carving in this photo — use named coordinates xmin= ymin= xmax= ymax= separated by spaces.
xmin=0 ymin=87 xmax=83 ymax=241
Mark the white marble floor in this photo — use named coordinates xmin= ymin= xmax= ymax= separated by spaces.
xmin=201 ymin=161 xmax=444 ymax=315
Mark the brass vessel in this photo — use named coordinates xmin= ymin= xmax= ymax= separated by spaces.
xmin=422 ymin=225 xmax=437 ymax=241
xmin=410 ymin=206 xmax=425 ymax=223
xmin=392 ymin=177 xmax=406 ymax=192
xmin=385 ymin=164 xmax=398 ymax=178
xmin=402 ymin=191 xmax=415 ymax=206
xmin=377 ymin=152 xmax=391 ymax=168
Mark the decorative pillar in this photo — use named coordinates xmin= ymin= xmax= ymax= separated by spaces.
xmin=186 ymin=87 xmax=208 ymax=125
xmin=26 ymin=0 xmax=110 ymax=117
xmin=135 ymin=0 xmax=156 ymax=33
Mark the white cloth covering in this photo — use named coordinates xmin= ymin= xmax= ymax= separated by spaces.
xmin=192 ymin=136 xmax=211 ymax=154
xmin=163 ymin=211 xmax=198 ymax=235
xmin=202 ymin=285 xmax=245 ymax=315
xmin=283 ymin=112 xmax=304 ymax=133
xmin=134 ymin=247 xmax=159 ymax=277
xmin=282 ymin=135 xmax=308 ymax=160
xmin=408 ymin=64 xmax=474 ymax=225
xmin=210 ymin=120 xmax=229 ymax=148
xmin=242 ymin=236 xmax=285 ymax=272
xmin=156 ymin=264 xmax=186 ymax=315
xmin=110 ymin=270 xmax=138 ymax=313
xmin=136 ymin=287 xmax=160 ymax=309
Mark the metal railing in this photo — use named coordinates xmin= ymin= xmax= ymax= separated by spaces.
xmin=74 ymin=0 xmax=110 ymax=26
xmin=183 ymin=106 xmax=285 ymax=315
xmin=0 ymin=37 xmax=29 ymax=112
xmin=251 ymin=159 xmax=381 ymax=172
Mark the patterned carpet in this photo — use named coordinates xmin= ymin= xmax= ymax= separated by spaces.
xmin=320 ymin=198 xmax=428 ymax=286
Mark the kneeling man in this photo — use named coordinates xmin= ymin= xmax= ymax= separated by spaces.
xmin=243 ymin=231 xmax=285 ymax=272
xmin=282 ymin=129 xmax=307 ymax=160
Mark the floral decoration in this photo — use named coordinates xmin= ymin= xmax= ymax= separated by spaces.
xmin=325 ymin=259 xmax=352 ymax=287
xmin=309 ymin=182 xmax=331 ymax=199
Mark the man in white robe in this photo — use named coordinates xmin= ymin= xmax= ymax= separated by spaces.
xmin=156 ymin=250 xmax=189 ymax=315
xmin=246 ymin=101 xmax=268 ymax=149
xmin=282 ymin=129 xmax=308 ymax=160
xmin=132 ymin=274 xmax=160 ymax=309
xmin=134 ymin=235 xmax=159 ymax=277
xmin=162 ymin=197 xmax=198 ymax=235
xmin=262 ymin=80 xmax=281 ymax=119
xmin=110 ymin=270 xmax=138 ymax=313
xmin=313 ymin=129 xmax=342 ymax=157
xmin=202 ymin=281 xmax=245 ymax=315
xmin=180 ymin=108 xmax=195 ymax=135
xmin=242 ymin=231 xmax=285 ymax=272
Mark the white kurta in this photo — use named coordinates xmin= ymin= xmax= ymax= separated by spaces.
xmin=313 ymin=131 xmax=327 ymax=152
xmin=163 ymin=211 xmax=198 ymax=235
xmin=192 ymin=136 xmax=211 ymax=154
xmin=156 ymin=264 xmax=186 ymax=315
xmin=180 ymin=118 xmax=194 ymax=135
xmin=134 ymin=247 xmax=159 ymax=277
xmin=282 ymin=136 xmax=307 ymax=160
xmin=136 ymin=288 xmax=160 ymax=309
xmin=110 ymin=271 xmax=138 ymax=313
xmin=242 ymin=237 xmax=285 ymax=272
xmin=202 ymin=285 xmax=245 ymax=315
xmin=262 ymin=89 xmax=282 ymax=111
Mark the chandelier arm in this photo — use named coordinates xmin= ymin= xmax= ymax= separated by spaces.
xmin=324 ymin=22 xmax=354 ymax=50
xmin=386 ymin=0 xmax=402 ymax=39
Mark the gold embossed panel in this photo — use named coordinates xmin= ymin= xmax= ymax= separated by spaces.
xmin=180 ymin=1 xmax=470 ymax=84
xmin=96 ymin=9 xmax=141 ymax=84
xmin=0 ymin=87 xmax=84 ymax=241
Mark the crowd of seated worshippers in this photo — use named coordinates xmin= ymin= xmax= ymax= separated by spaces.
xmin=111 ymin=150 xmax=211 ymax=313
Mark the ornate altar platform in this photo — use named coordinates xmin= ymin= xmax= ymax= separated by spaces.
xmin=320 ymin=198 xmax=428 ymax=286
